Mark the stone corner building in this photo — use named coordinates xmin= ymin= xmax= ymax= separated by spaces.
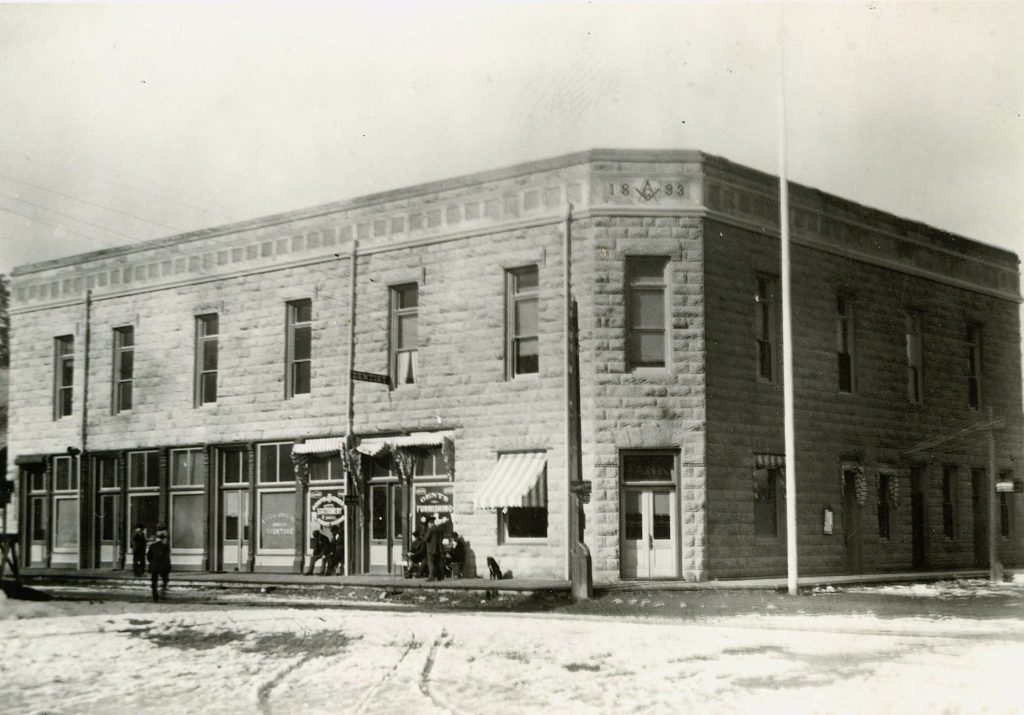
xmin=6 ymin=149 xmax=1023 ymax=581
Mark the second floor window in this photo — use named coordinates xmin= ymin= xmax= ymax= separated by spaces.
xmin=391 ymin=284 xmax=418 ymax=386
xmin=967 ymin=325 xmax=982 ymax=409
xmin=54 ymin=335 xmax=74 ymax=419
xmin=836 ymin=296 xmax=855 ymax=393
xmin=286 ymin=300 xmax=312 ymax=397
xmin=507 ymin=266 xmax=539 ymax=378
xmin=113 ymin=326 xmax=134 ymax=413
xmin=905 ymin=313 xmax=923 ymax=403
xmin=626 ymin=256 xmax=669 ymax=370
xmin=755 ymin=274 xmax=779 ymax=382
xmin=195 ymin=314 xmax=218 ymax=406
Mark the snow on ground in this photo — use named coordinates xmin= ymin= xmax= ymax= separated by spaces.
xmin=3 ymin=584 xmax=1024 ymax=715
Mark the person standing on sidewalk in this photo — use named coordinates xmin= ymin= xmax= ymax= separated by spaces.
xmin=132 ymin=524 xmax=148 ymax=577
xmin=425 ymin=515 xmax=443 ymax=582
xmin=147 ymin=527 xmax=171 ymax=601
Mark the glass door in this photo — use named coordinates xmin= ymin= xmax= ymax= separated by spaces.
xmin=368 ymin=483 xmax=404 ymax=574
xmin=222 ymin=490 xmax=250 ymax=571
xmin=621 ymin=489 xmax=677 ymax=579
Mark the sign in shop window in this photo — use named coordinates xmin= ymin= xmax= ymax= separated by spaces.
xmin=415 ymin=484 xmax=453 ymax=514
xmin=260 ymin=492 xmax=296 ymax=550
xmin=310 ymin=489 xmax=346 ymax=528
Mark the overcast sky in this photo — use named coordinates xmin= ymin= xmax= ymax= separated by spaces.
xmin=0 ymin=2 xmax=1022 ymax=277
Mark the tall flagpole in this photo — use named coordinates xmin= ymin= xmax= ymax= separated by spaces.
xmin=779 ymin=10 xmax=799 ymax=596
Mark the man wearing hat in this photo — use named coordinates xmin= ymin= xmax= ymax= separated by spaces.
xmin=146 ymin=525 xmax=172 ymax=602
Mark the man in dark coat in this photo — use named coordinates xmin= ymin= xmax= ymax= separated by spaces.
xmin=324 ymin=524 xmax=344 ymax=576
xmin=305 ymin=530 xmax=331 ymax=576
xmin=147 ymin=528 xmax=171 ymax=602
xmin=132 ymin=524 xmax=147 ymax=577
xmin=425 ymin=515 xmax=443 ymax=582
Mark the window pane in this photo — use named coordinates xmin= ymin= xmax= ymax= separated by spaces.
xmin=515 ymin=299 xmax=538 ymax=336
xmin=119 ymin=350 xmax=134 ymax=380
xmin=61 ymin=359 xmax=74 ymax=386
xmin=293 ymin=325 xmax=311 ymax=361
xmin=203 ymin=340 xmax=218 ymax=371
xmin=201 ymin=373 xmax=217 ymax=404
xmin=260 ymin=445 xmax=279 ymax=482
xmin=55 ymin=458 xmax=70 ymax=491
xmin=309 ymin=457 xmax=329 ymax=481
xmin=147 ymin=453 xmax=160 ymax=487
xmin=222 ymin=450 xmax=243 ymax=484
xmin=630 ymin=257 xmax=666 ymax=282
xmin=55 ymin=499 xmax=79 ymax=547
xmin=293 ymin=300 xmax=312 ymax=324
xmin=117 ymin=328 xmax=134 ymax=347
xmin=515 ymin=337 xmax=539 ymax=374
xmin=753 ymin=468 xmax=778 ymax=536
xmin=507 ymin=506 xmax=547 ymax=538
xmin=292 ymin=361 xmax=311 ymax=394
xmin=100 ymin=494 xmax=116 ymax=541
xmin=397 ymin=314 xmax=418 ymax=349
xmin=260 ymin=491 xmax=296 ymax=550
xmin=31 ymin=498 xmax=47 ymax=540
xmin=172 ymin=451 xmax=190 ymax=486
xmin=371 ymin=486 xmax=387 ymax=540
xmin=397 ymin=286 xmax=418 ymax=309
xmin=653 ymin=493 xmax=672 ymax=540
xmin=515 ymin=267 xmax=538 ymax=291
xmin=118 ymin=381 xmax=133 ymax=412
xmin=393 ymin=487 xmax=404 ymax=540
xmin=60 ymin=388 xmax=73 ymax=417
xmin=630 ymin=332 xmax=665 ymax=366
xmin=623 ymin=454 xmax=674 ymax=482
xmin=632 ymin=289 xmax=664 ymax=328
xmin=172 ymin=493 xmax=206 ymax=549
xmin=624 ymin=491 xmax=643 ymax=540
xmin=203 ymin=314 xmax=219 ymax=335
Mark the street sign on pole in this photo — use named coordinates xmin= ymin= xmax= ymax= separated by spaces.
xmin=351 ymin=370 xmax=390 ymax=387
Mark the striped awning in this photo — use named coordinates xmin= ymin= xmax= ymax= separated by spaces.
xmin=292 ymin=437 xmax=347 ymax=455
xmin=356 ymin=431 xmax=454 ymax=456
xmin=474 ymin=452 xmax=547 ymax=509
xmin=755 ymin=453 xmax=785 ymax=469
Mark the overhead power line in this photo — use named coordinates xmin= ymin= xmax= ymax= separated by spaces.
xmin=0 ymin=190 xmax=144 ymax=241
xmin=0 ymin=173 xmax=184 ymax=233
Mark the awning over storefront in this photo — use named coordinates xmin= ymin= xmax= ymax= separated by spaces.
xmin=355 ymin=431 xmax=454 ymax=456
xmin=14 ymin=454 xmax=48 ymax=466
xmin=292 ymin=437 xmax=348 ymax=455
xmin=474 ymin=452 xmax=547 ymax=509
xmin=755 ymin=453 xmax=785 ymax=469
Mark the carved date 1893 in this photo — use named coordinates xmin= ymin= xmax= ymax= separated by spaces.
xmin=608 ymin=179 xmax=685 ymax=201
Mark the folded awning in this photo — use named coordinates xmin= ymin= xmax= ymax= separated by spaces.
xmin=755 ymin=453 xmax=785 ymax=469
xmin=292 ymin=437 xmax=347 ymax=455
xmin=355 ymin=431 xmax=454 ymax=456
xmin=474 ymin=452 xmax=547 ymax=509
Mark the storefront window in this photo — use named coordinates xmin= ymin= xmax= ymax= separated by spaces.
xmin=171 ymin=493 xmax=206 ymax=549
xmin=260 ymin=491 xmax=295 ymax=550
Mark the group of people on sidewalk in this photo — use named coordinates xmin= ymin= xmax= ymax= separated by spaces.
xmin=131 ymin=523 xmax=171 ymax=602
xmin=406 ymin=513 xmax=465 ymax=581
xmin=305 ymin=524 xmax=345 ymax=576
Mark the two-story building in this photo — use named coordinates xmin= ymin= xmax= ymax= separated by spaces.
xmin=6 ymin=149 xmax=1022 ymax=581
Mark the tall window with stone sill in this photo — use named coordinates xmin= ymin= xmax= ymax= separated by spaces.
xmin=112 ymin=326 xmax=134 ymax=414
xmin=391 ymin=284 xmax=418 ymax=386
xmin=285 ymin=300 xmax=311 ymax=398
xmin=506 ymin=265 xmax=539 ymax=379
xmin=905 ymin=313 xmax=923 ymax=403
xmin=54 ymin=334 xmax=74 ymax=419
xmin=625 ymin=256 xmax=669 ymax=371
xmin=755 ymin=274 xmax=779 ymax=383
